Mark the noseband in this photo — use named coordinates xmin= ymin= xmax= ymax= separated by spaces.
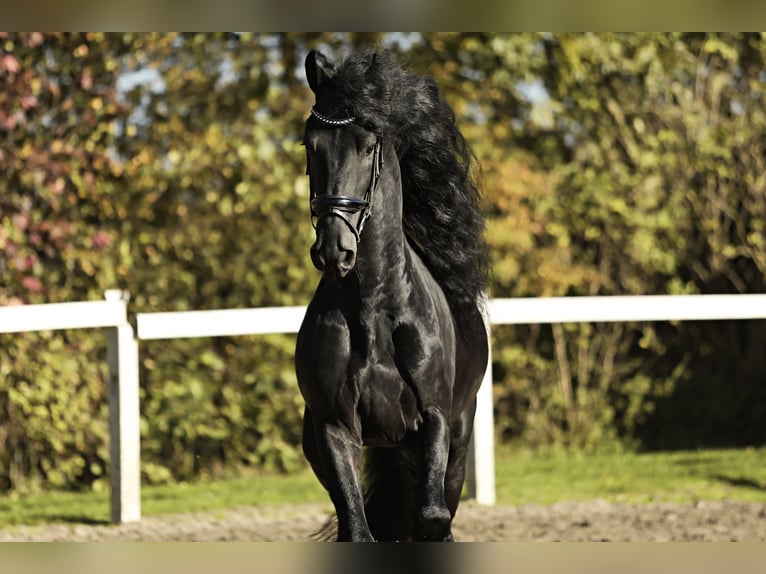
xmin=308 ymin=107 xmax=382 ymax=243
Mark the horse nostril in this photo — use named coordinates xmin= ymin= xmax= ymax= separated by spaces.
xmin=311 ymin=223 xmax=357 ymax=277
xmin=310 ymin=244 xmax=326 ymax=271
xmin=337 ymin=249 xmax=357 ymax=276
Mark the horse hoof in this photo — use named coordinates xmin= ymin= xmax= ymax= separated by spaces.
xmin=417 ymin=505 xmax=452 ymax=541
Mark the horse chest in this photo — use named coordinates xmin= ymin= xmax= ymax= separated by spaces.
xmin=356 ymin=361 xmax=423 ymax=446
xmin=298 ymin=303 xmax=449 ymax=445
xmin=351 ymin=320 xmax=444 ymax=445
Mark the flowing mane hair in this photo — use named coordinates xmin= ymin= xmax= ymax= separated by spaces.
xmin=327 ymin=49 xmax=489 ymax=310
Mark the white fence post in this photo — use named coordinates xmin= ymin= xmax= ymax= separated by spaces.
xmin=104 ymin=290 xmax=141 ymax=524
xmin=466 ymin=348 xmax=496 ymax=505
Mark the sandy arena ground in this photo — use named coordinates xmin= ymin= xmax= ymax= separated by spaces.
xmin=2 ymin=499 xmax=765 ymax=541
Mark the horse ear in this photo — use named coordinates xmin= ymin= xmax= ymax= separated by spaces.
xmin=305 ymin=49 xmax=335 ymax=94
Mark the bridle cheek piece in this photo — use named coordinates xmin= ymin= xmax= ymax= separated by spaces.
xmin=308 ymin=107 xmax=382 ymax=243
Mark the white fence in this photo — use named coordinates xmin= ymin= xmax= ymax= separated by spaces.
xmin=3 ymin=293 xmax=766 ymax=523
xmin=0 ymin=290 xmax=140 ymax=524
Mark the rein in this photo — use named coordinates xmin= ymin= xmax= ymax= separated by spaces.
xmin=308 ymin=106 xmax=382 ymax=243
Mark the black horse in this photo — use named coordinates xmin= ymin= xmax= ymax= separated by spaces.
xmin=295 ymin=49 xmax=489 ymax=542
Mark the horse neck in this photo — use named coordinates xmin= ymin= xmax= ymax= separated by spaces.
xmin=352 ymin=151 xmax=409 ymax=304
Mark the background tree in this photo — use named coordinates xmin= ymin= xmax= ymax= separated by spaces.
xmin=0 ymin=32 xmax=137 ymax=491
xmin=2 ymin=32 xmax=765 ymax=492
xmin=447 ymin=32 xmax=766 ymax=450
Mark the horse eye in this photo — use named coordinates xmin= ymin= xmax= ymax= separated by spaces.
xmin=365 ymin=145 xmax=375 ymax=156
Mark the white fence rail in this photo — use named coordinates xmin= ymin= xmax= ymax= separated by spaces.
xmin=137 ymin=306 xmax=306 ymax=340
xmin=3 ymin=293 xmax=766 ymax=523
xmin=488 ymin=294 xmax=766 ymax=324
xmin=0 ymin=294 xmax=128 ymax=334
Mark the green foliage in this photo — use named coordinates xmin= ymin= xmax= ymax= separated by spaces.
xmin=451 ymin=32 xmax=766 ymax=452
xmin=2 ymin=33 xmax=766 ymax=492
xmin=0 ymin=331 xmax=110 ymax=492
xmin=139 ymin=335 xmax=304 ymax=483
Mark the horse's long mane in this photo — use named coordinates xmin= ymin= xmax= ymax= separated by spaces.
xmin=326 ymin=49 xmax=489 ymax=309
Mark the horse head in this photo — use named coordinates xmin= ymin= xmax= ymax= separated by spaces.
xmin=304 ymin=50 xmax=382 ymax=279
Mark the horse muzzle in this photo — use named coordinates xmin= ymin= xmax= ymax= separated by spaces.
xmin=310 ymin=221 xmax=358 ymax=278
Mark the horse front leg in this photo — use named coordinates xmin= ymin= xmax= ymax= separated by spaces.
xmin=443 ymin=401 xmax=476 ymax=518
xmin=416 ymin=407 xmax=453 ymax=541
xmin=312 ymin=420 xmax=374 ymax=542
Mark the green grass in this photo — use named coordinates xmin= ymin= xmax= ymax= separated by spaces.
xmin=1 ymin=447 xmax=765 ymax=528
xmin=494 ymin=445 xmax=766 ymax=506
xmin=0 ymin=469 xmax=328 ymax=528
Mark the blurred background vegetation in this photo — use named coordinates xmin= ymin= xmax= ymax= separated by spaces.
xmin=1 ymin=32 xmax=765 ymax=494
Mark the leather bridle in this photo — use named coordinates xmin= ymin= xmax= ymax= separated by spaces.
xmin=308 ymin=107 xmax=382 ymax=243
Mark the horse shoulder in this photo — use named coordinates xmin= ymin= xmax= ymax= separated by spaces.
xmin=295 ymin=294 xmax=354 ymax=411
